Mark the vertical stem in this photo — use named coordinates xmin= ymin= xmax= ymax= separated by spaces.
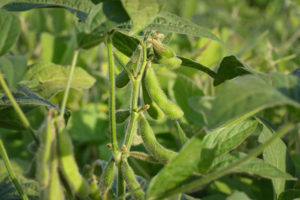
xmin=59 ymin=50 xmax=79 ymax=119
xmin=0 ymin=71 xmax=38 ymax=143
xmin=0 ymin=139 xmax=29 ymax=200
xmin=106 ymin=33 xmax=119 ymax=157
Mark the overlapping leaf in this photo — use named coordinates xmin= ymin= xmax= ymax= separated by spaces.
xmin=21 ymin=61 xmax=96 ymax=99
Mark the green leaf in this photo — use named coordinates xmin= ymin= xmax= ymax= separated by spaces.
xmin=197 ymin=119 xmax=258 ymax=174
xmin=173 ymin=75 xmax=205 ymax=125
xmin=278 ymin=189 xmax=300 ymax=200
xmin=0 ymin=85 xmax=56 ymax=109
xmin=75 ymin=2 xmax=130 ymax=49
xmin=202 ymin=119 xmax=258 ymax=157
xmin=0 ymin=56 xmax=27 ymax=89
xmin=112 ymin=31 xmax=139 ymax=57
xmin=0 ymin=159 xmax=39 ymax=200
xmin=226 ymin=191 xmax=251 ymax=200
xmin=21 ymin=61 xmax=96 ymax=99
xmin=66 ymin=104 xmax=108 ymax=143
xmin=120 ymin=0 xmax=163 ymax=34
xmin=213 ymin=55 xmax=251 ymax=86
xmin=258 ymin=123 xmax=295 ymax=198
xmin=2 ymin=0 xmax=94 ymax=21
xmin=210 ymin=152 xmax=294 ymax=180
xmin=0 ymin=9 xmax=21 ymax=56
xmin=190 ymin=74 xmax=300 ymax=129
xmin=145 ymin=12 xmax=222 ymax=43
xmin=147 ymin=133 xmax=203 ymax=200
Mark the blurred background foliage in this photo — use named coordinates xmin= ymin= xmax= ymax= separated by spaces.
xmin=1 ymin=0 xmax=300 ymax=199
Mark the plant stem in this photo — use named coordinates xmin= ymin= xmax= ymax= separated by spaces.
xmin=59 ymin=50 xmax=79 ymax=119
xmin=123 ymin=41 xmax=148 ymax=150
xmin=153 ymin=123 xmax=294 ymax=199
xmin=106 ymin=33 xmax=119 ymax=157
xmin=0 ymin=139 xmax=29 ymax=200
xmin=0 ymin=71 xmax=38 ymax=143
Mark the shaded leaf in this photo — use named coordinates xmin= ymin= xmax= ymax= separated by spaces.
xmin=213 ymin=55 xmax=251 ymax=86
xmin=226 ymin=191 xmax=251 ymax=200
xmin=112 ymin=31 xmax=139 ymax=57
xmin=278 ymin=189 xmax=300 ymax=200
xmin=21 ymin=61 xmax=96 ymax=99
xmin=0 ymin=9 xmax=21 ymax=56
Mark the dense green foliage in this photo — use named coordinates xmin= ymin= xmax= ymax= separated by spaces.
xmin=0 ymin=0 xmax=300 ymax=200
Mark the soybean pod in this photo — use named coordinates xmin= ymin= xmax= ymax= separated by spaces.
xmin=57 ymin=120 xmax=89 ymax=198
xmin=115 ymin=45 xmax=142 ymax=88
xmin=99 ymin=158 xmax=116 ymax=197
xmin=89 ymin=175 xmax=101 ymax=200
xmin=158 ymin=56 xmax=182 ymax=69
xmin=150 ymin=40 xmax=176 ymax=58
xmin=121 ymin=156 xmax=145 ymax=200
xmin=139 ymin=115 xmax=177 ymax=163
xmin=145 ymin=64 xmax=184 ymax=119
xmin=36 ymin=111 xmax=55 ymax=188
xmin=142 ymin=76 xmax=165 ymax=120
xmin=116 ymin=109 xmax=130 ymax=124
xmin=42 ymin=138 xmax=64 ymax=200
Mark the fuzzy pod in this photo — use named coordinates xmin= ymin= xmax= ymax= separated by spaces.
xmin=116 ymin=109 xmax=130 ymax=124
xmin=121 ymin=157 xmax=145 ymax=200
xmin=139 ymin=116 xmax=177 ymax=163
xmin=42 ymin=139 xmax=64 ymax=200
xmin=116 ymin=70 xmax=130 ymax=88
xmin=150 ymin=40 xmax=176 ymax=58
xmin=142 ymin=76 xmax=165 ymax=120
xmin=89 ymin=175 xmax=101 ymax=200
xmin=115 ymin=45 xmax=142 ymax=88
xmin=36 ymin=112 xmax=55 ymax=188
xmin=145 ymin=65 xmax=184 ymax=119
xmin=99 ymin=158 xmax=116 ymax=196
xmin=158 ymin=56 xmax=182 ymax=69
xmin=57 ymin=125 xmax=90 ymax=198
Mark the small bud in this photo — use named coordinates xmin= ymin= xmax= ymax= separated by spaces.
xmin=142 ymin=104 xmax=150 ymax=111
xmin=121 ymin=145 xmax=127 ymax=152
xmin=153 ymin=33 xmax=165 ymax=39
xmin=106 ymin=143 xmax=112 ymax=149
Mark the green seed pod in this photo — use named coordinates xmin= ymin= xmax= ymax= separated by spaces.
xmin=145 ymin=65 xmax=184 ymax=119
xmin=116 ymin=109 xmax=130 ymax=124
xmin=150 ymin=40 xmax=176 ymax=58
xmin=57 ymin=122 xmax=90 ymax=198
xmin=89 ymin=175 xmax=101 ymax=200
xmin=42 ymin=139 xmax=64 ymax=200
xmin=115 ymin=45 xmax=142 ymax=88
xmin=116 ymin=70 xmax=130 ymax=88
xmin=36 ymin=111 xmax=55 ymax=188
xmin=158 ymin=56 xmax=182 ymax=69
xmin=121 ymin=157 xmax=145 ymax=200
xmin=99 ymin=158 xmax=116 ymax=196
xmin=139 ymin=115 xmax=177 ymax=163
xmin=142 ymin=76 xmax=165 ymax=120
